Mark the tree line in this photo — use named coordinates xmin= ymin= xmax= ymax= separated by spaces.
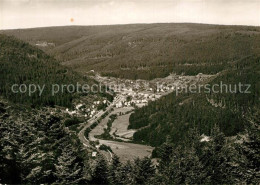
xmin=1 ymin=98 xmax=258 ymax=184
xmin=129 ymin=55 xmax=260 ymax=146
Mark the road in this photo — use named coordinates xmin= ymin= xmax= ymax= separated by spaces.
xmin=78 ymin=95 xmax=124 ymax=151
xmin=88 ymin=106 xmax=154 ymax=163
xmin=78 ymin=94 xmax=153 ymax=162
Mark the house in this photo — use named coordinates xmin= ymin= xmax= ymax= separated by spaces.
xmin=94 ymin=101 xmax=99 ymax=105
xmin=116 ymin=102 xmax=123 ymax=108
xmin=142 ymin=99 xmax=148 ymax=103
xmin=200 ymin=134 xmax=210 ymax=142
xmin=92 ymin=152 xmax=97 ymax=157
xmin=36 ymin=41 xmax=48 ymax=47
xmin=76 ymin=104 xmax=83 ymax=110
xmin=68 ymin=110 xmax=76 ymax=115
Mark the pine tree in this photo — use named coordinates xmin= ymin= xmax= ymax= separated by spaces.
xmin=133 ymin=157 xmax=155 ymax=184
xmin=157 ymin=135 xmax=174 ymax=173
xmin=108 ymin=154 xmax=121 ymax=184
xmin=16 ymin=144 xmax=30 ymax=182
xmin=54 ymin=144 xmax=83 ymax=184
xmin=239 ymin=111 xmax=260 ymax=184
xmin=117 ymin=160 xmax=134 ymax=185
xmin=202 ymin=125 xmax=245 ymax=184
xmin=91 ymin=154 xmax=109 ymax=184
xmin=180 ymin=147 xmax=206 ymax=184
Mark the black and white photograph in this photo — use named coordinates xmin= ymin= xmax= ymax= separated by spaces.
xmin=0 ymin=0 xmax=259 ymax=184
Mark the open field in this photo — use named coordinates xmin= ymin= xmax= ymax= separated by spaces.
xmin=88 ymin=106 xmax=153 ymax=162
xmin=95 ymin=139 xmax=153 ymax=163
xmin=110 ymin=112 xmax=136 ymax=139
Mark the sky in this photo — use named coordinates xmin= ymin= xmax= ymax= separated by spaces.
xmin=0 ymin=0 xmax=260 ymax=29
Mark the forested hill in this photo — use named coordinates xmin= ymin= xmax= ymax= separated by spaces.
xmin=0 ymin=34 xmax=89 ymax=108
xmin=129 ymin=55 xmax=260 ymax=147
xmin=2 ymin=23 xmax=260 ymax=80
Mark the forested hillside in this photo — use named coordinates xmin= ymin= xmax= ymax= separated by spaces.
xmin=0 ymin=98 xmax=157 ymax=184
xmin=0 ymin=25 xmax=259 ymax=184
xmin=0 ymin=34 xmax=91 ymax=107
xmin=0 ymin=99 xmax=86 ymax=184
xmin=129 ymin=55 xmax=260 ymax=146
xmin=2 ymin=24 xmax=260 ymax=80
xmin=1 ymin=98 xmax=258 ymax=184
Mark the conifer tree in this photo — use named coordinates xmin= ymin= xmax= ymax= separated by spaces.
xmin=133 ymin=157 xmax=155 ymax=184
xmin=157 ymin=135 xmax=174 ymax=173
xmin=239 ymin=111 xmax=260 ymax=184
xmin=91 ymin=154 xmax=109 ymax=184
xmin=54 ymin=144 xmax=83 ymax=184
xmin=108 ymin=154 xmax=121 ymax=184
xmin=117 ymin=160 xmax=134 ymax=185
xmin=202 ymin=125 xmax=246 ymax=184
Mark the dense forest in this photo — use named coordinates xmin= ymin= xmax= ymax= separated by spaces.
xmin=1 ymin=98 xmax=259 ymax=184
xmin=1 ymin=25 xmax=259 ymax=184
xmin=129 ymin=55 xmax=260 ymax=146
xmin=2 ymin=24 xmax=260 ymax=80
xmin=0 ymin=34 xmax=92 ymax=108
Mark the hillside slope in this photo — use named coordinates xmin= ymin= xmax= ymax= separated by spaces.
xmin=2 ymin=23 xmax=260 ymax=80
xmin=129 ymin=55 xmax=260 ymax=146
xmin=0 ymin=34 xmax=92 ymax=107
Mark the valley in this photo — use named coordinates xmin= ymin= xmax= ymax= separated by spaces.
xmin=74 ymin=72 xmax=213 ymax=162
xmin=1 ymin=23 xmax=259 ymax=184
xmin=76 ymin=93 xmax=153 ymax=162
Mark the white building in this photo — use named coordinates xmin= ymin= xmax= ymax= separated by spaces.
xmin=76 ymin=104 xmax=83 ymax=110
xmin=200 ymin=134 xmax=210 ymax=142
xmin=92 ymin=152 xmax=97 ymax=157
xmin=116 ymin=102 xmax=123 ymax=108
xmin=142 ymin=99 xmax=148 ymax=103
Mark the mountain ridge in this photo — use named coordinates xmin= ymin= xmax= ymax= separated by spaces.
xmin=2 ymin=23 xmax=260 ymax=80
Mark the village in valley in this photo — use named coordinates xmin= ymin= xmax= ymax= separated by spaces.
xmin=59 ymin=71 xmax=213 ymax=162
xmin=63 ymin=72 xmax=212 ymax=121
xmin=93 ymin=72 xmax=212 ymax=108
